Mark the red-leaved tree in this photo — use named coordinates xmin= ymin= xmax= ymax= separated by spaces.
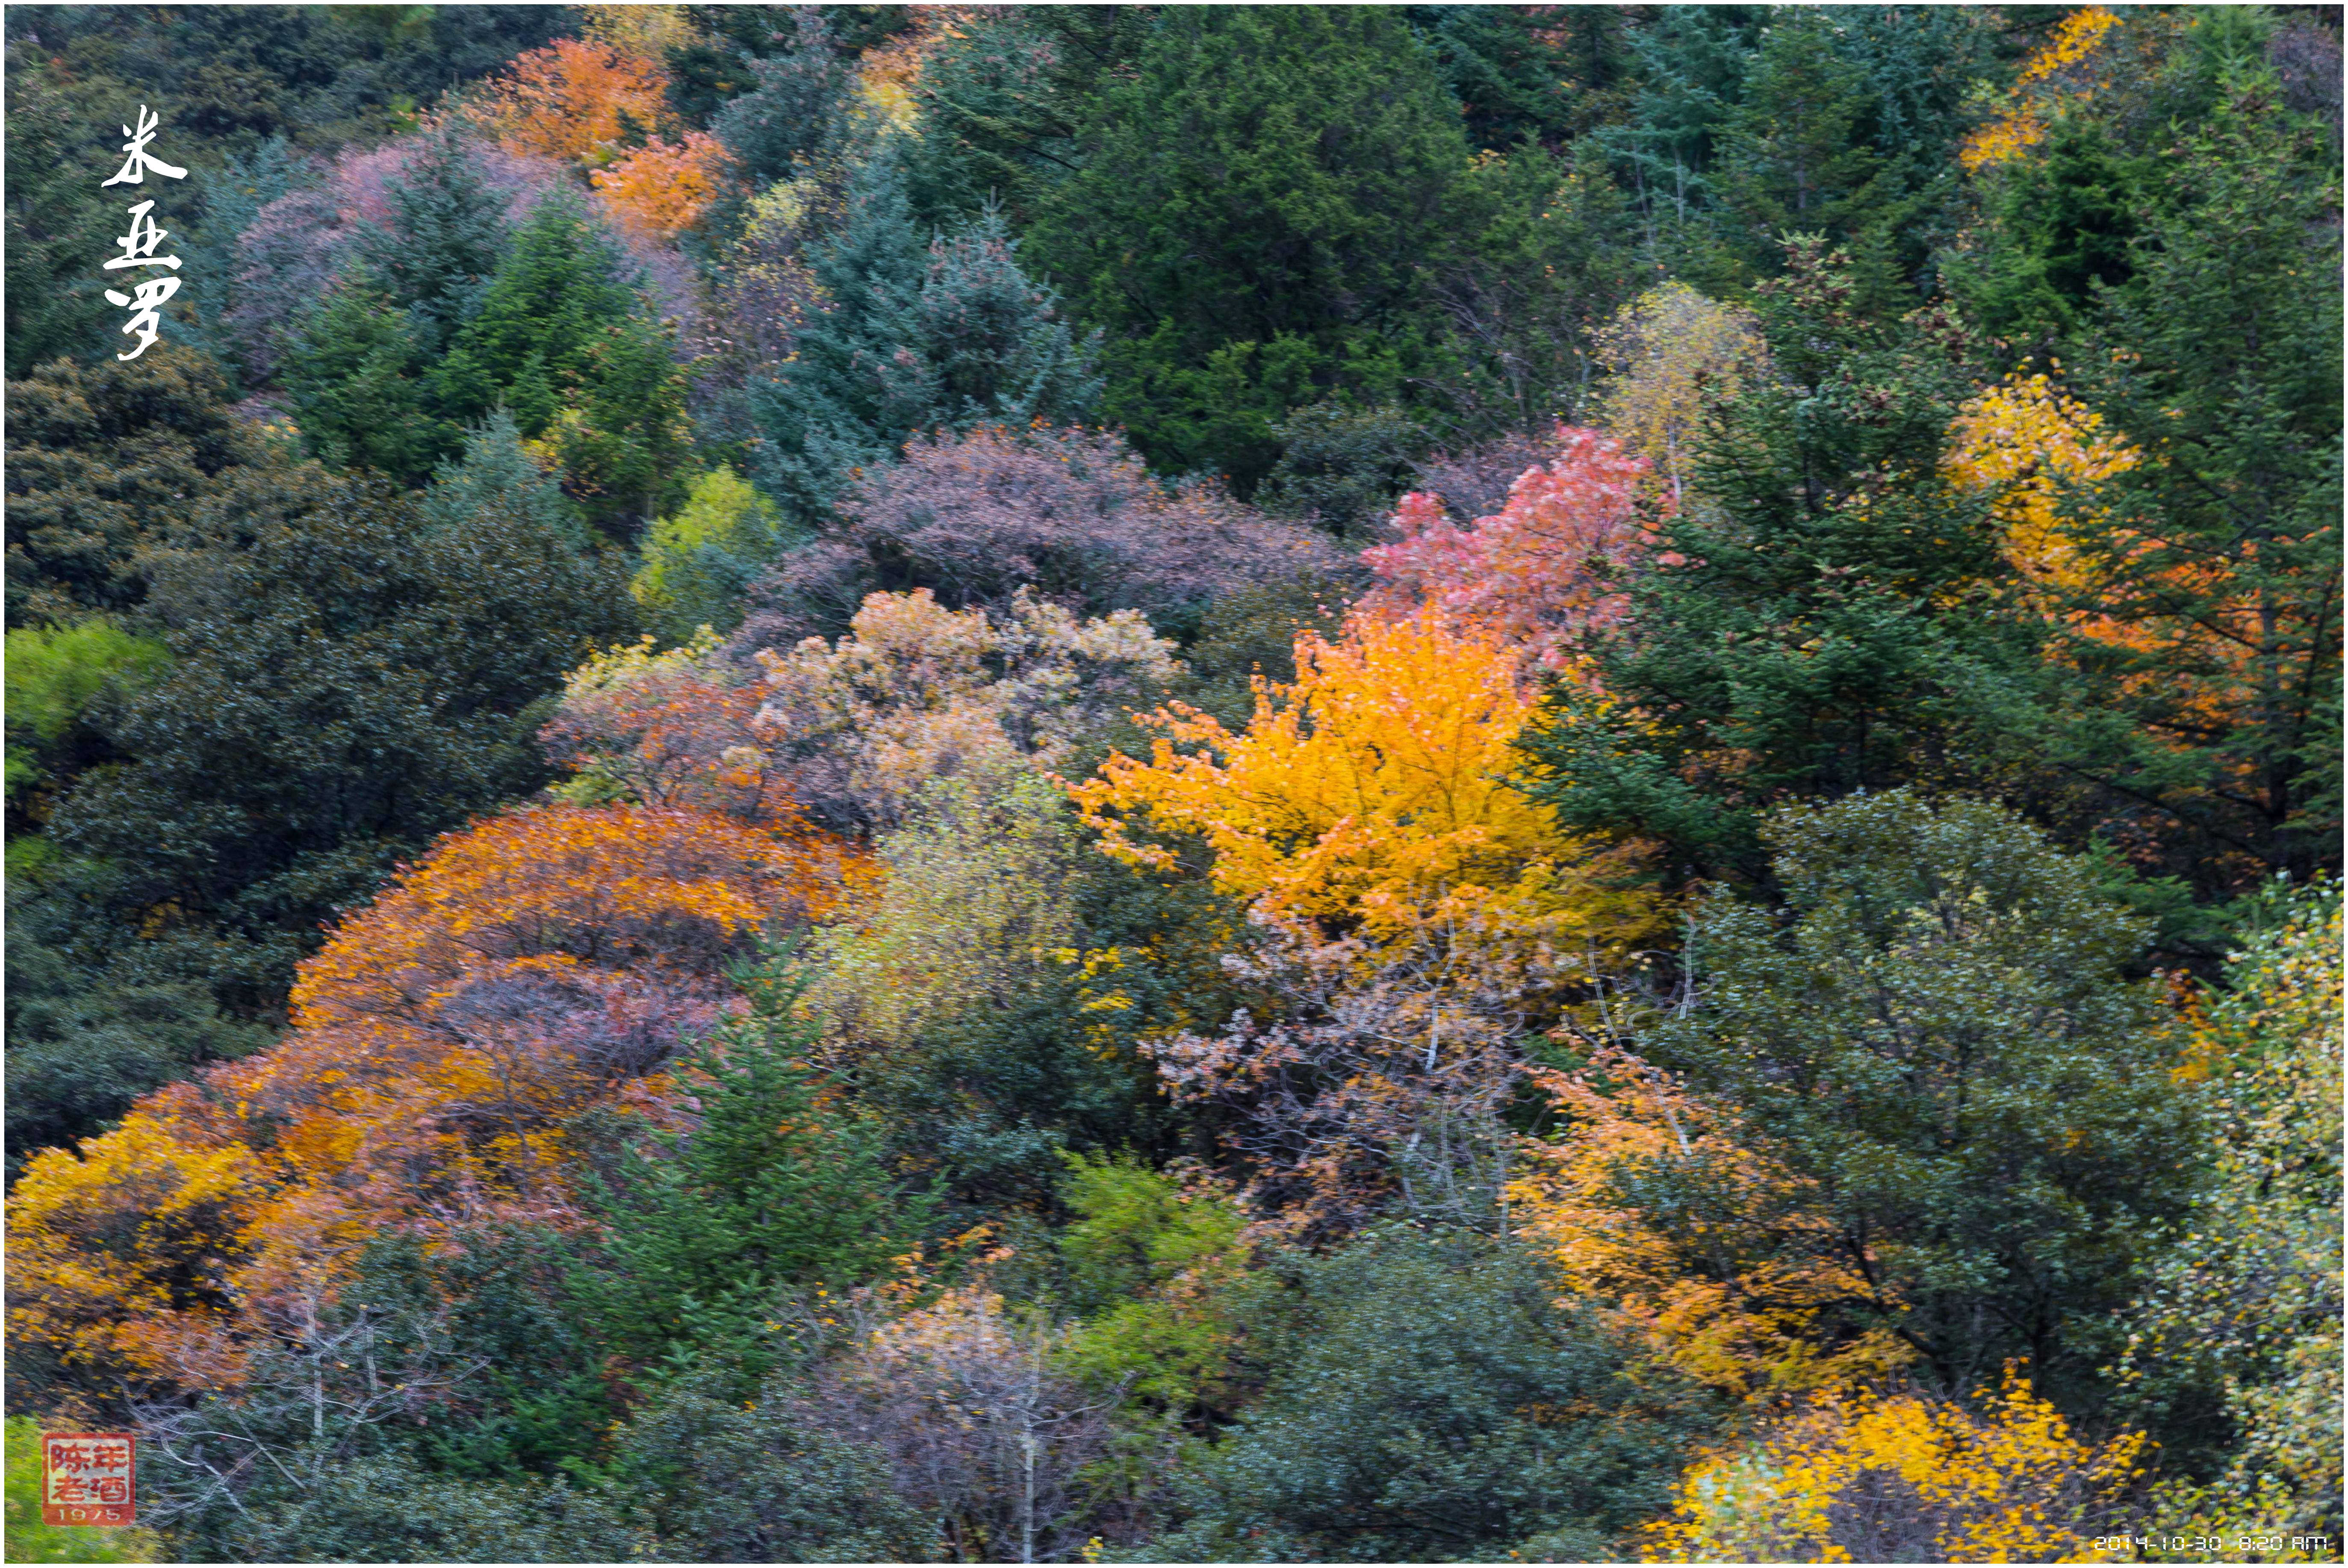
xmin=1363 ymin=425 xmax=1656 ymax=668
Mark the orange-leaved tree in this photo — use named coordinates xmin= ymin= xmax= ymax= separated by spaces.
xmin=540 ymin=630 xmax=786 ymax=822
xmin=6 ymin=803 xmax=855 ymax=1413
xmin=1508 ymin=1044 xmax=1911 ymax=1401
xmin=1640 ymin=1368 xmax=2149 ymax=1562
xmin=592 ymin=131 xmax=733 ymax=241
xmin=1363 ymin=427 xmax=1655 ymax=669
xmin=472 ymin=36 xmax=677 ymax=167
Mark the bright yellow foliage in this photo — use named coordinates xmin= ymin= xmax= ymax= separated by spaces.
xmin=1960 ymin=7 xmax=2124 ymax=172
xmin=1643 ymin=1371 xmax=2149 ymax=1563
xmin=1594 ymin=282 xmax=1768 ymax=506
xmin=1068 ymin=608 xmax=1656 ymax=957
xmin=1946 ymin=370 xmax=2140 ymax=592
xmin=7 ymin=1111 xmax=266 ymax=1407
xmin=1510 ymin=1048 xmax=1911 ymax=1400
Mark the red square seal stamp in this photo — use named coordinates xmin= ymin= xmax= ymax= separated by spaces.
xmin=41 ymin=1431 xmax=136 ymax=1527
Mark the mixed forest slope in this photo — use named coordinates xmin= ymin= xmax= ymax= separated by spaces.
xmin=3 ymin=6 xmax=2340 ymax=1562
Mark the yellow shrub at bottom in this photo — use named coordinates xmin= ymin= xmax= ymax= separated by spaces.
xmin=1643 ymin=1370 xmax=2148 ymax=1564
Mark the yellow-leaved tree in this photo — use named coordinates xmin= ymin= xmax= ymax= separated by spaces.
xmin=1069 ymin=608 xmax=1658 ymax=1232
xmin=1641 ymin=1370 xmax=2148 ymax=1564
xmin=1508 ymin=1046 xmax=1912 ymax=1402
xmin=1944 ymin=370 xmax=2141 ymax=603
xmin=1594 ymin=281 xmax=1768 ymax=507
xmin=1069 ymin=607 xmax=1654 ymax=957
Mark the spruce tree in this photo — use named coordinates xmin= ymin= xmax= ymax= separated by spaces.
xmin=436 ymin=194 xmax=639 ymax=438
xmin=280 ymin=281 xmax=458 ymax=485
xmin=2052 ymin=74 xmax=2342 ymax=889
xmin=422 ymin=410 xmax=581 ymax=545
xmin=912 ymin=199 xmax=1102 ymax=430
xmin=353 ymin=129 xmax=512 ymax=356
xmin=746 ymin=150 xmax=1098 ymax=525
xmin=573 ymin=943 xmax=913 ymax=1379
xmin=706 ymin=8 xmax=847 ymax=186
xmin=1516 ymin=241 xmax=2008 ymax=885
xmin=744 ymin=147 xmax=928 ymax=522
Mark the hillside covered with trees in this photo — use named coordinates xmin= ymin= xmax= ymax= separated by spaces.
xmin=4 ymin=5 xmax=2340 ymax=1562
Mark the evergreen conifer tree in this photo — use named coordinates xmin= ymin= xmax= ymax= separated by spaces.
xmin=436 ymin=194 xmax=638 ymax=438
xmin=1517 ymin=241 xmax=2006 ymax=884
xmin=747 ymin=150 xmax=1098 ymax=525
xmin=280 ymin=281 xmax=457 ymax=485
xmin=1029 ymin=6 xmax=1473 ymax=490
xmin=354 ymin=130 xmax=512 ymax=356
xmin=574 ymin=943 xmax=914 ymax=1380
xmin=422 ymin=410 xmax=581 ymax=545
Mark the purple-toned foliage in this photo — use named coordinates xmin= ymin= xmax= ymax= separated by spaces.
xmin=734 ymin=424 xmax=1346 ymax=646
xmin=1406 ymin=429 xmax=1558 ymax=525
xmin=434 ymin=964 xmax=726 ymax=1094
xmin=224 ymin=130 xmax=690 ymax=386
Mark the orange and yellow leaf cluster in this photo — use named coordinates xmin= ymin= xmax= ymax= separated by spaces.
xmin=1510 ymin=1047 xmax=1911 ymax=1400
xmin=1642 ymin=1369 xmax=2148 ymax=1562
xmin=1068 ymin=608 xmax=1655 ymax=958
xmin=473 ymin=37 xmax=677 ymax=166
xmin=1960 ymin=7 xmax=2124 ymax=172
xmin=6 ymin=803 xmax=859 ymax=1406
xmin=592 ymin=131 xmax=734 ymax=241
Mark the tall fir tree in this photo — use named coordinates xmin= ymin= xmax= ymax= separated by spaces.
xmin=746 ymin=149 xmax=1098 ymax=526
xmin=2045 ymin=72 xmax=2343 ymax=891
xmin=422 ymin=410 xmax=581 ymax=545
xmin=1518 ymin=240 xmax=2009 ymax=886
xmin=353 ymin=129 xmax=513 ymax=356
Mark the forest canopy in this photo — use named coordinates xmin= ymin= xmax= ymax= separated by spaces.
xmin=4 ymin=5 xmax=2340 ymax=1564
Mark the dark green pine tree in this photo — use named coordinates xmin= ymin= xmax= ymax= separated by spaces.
xmin=280 ymin=280 xmax=459 ymax=485
xmin=745 ymin=146 xmax=929 ymax=522
xmin=352 ymin=128 xmax=512 ymax=356
xmin=572 ymin=943 xmax=916 ymax=1385
xmin=1029 ymin=6 xmax=1475 ymax=492
xmin=1708 ymin=10 xmax=1907 ymax=302
xmin=1516 ymin=239 xmax=2015 ymax=887
xmin=705 ymin=7 xmax=848 ymax=187
xmin=2047 ymin=72 xmax=2343 ymax=891
xmin=1596 ymin=7 xmax=1761 ymax=240
xmin=911 ymin=197 xmax=1101 ymax=429
xmin=434 ymin=192 xmax=640 ymax=439
xmin=747 ymin=150 xmax=1098 ymax=526
xmin=901 ymin=7 xmax=1162 ymax=233
xmin=428 ymin=193 xmax=689 ymax=535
